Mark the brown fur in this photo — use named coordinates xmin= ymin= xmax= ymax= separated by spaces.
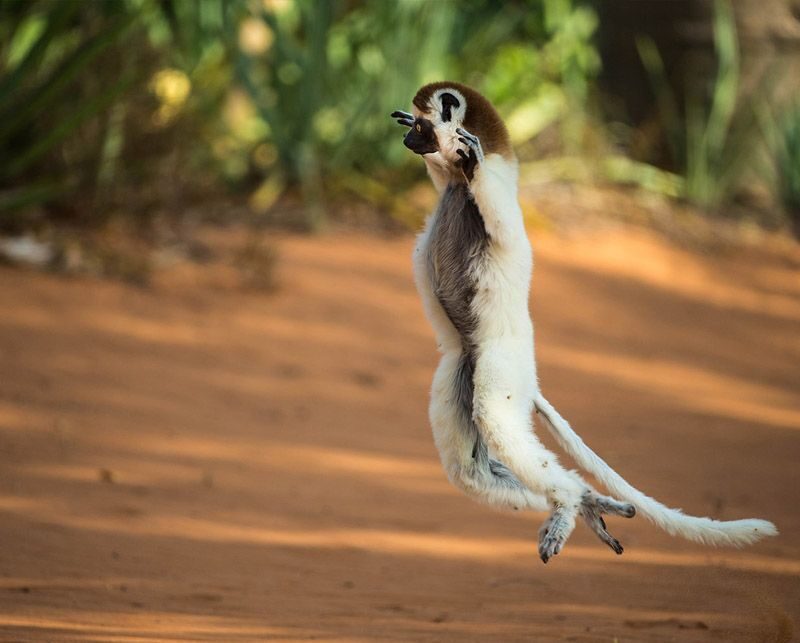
xmin=413 ymin=81 xmax=514 ymax=160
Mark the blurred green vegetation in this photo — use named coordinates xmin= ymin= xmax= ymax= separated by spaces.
xmin=760 ymin=100 xmax=800 ymax=237
xmin=0 ymin=0 xmax=798 ymax=237
xmin=636 ymin=0 xmax=759 ymax=211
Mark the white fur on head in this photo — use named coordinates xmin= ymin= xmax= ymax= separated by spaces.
xmin=432 ymin=87 xmax=467 ymax=125
xmin=413 ymin=87 xmax=466 ymax=125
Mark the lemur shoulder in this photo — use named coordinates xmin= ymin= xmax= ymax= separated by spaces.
xmin=392 ymin=81 xmax=777 ymax=563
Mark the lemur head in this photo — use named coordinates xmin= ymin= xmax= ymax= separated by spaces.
xmin=403 ymin=81 xmax=513 ymax=165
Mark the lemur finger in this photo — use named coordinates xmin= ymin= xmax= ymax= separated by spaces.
xmin=456 ymin=128 xmax=484 ymax=163
xmin=457 ymin=148 xmax=478 ymax=181
xmin=456 ymin=127 xmax=478 ymax=144
xmin=391 ymin=110 xmax=414 ymax=127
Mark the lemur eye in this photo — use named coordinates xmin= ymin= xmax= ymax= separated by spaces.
xmin=416 ymin=123 xmax=421 ymax=133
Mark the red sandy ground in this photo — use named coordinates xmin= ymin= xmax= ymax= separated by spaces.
xmin=0 ymin=227 xmax=798 ymax=642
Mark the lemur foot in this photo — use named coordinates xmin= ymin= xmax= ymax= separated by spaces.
xmin=455 ymin=126 xmax=484 ymax=182
xmin=538 ymin=492 xmax=635 ymax=563
xmin=579 ymin=490 xmax=636 ymax=556
xmin=538 ymin=504 xmax=577 ymax=564
xmin=391 ymin=110 xmax=414 ymax=127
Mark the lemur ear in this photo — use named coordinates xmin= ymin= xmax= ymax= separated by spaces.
xmin=440 ymin=92 xmax=460 ymax=123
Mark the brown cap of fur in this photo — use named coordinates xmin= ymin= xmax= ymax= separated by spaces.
xmin=413 ymin=81 xmax=513 ymax=160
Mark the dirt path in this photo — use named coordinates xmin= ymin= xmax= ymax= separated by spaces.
xmin=0 ymin=228 xmax=798 ymax=642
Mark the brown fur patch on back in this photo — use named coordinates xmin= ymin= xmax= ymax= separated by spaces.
xmin=413 ymin=81 xmax=514 ymax=160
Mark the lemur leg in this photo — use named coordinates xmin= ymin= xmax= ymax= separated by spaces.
xmin=439 ymin=431 xmax=551 ymax=513
xmin=472 ymin=344 xmax=634 ymax=562
xmin=477 ymin=415 xmax=585 ymax=562
xmin=430 ymin=353 xmax=549 ymax=512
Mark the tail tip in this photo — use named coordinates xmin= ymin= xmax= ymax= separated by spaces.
xmin=730 ymin=519 xmax=778 ymax=546
xmin=752 ymin=519 xmax=779 ymax=538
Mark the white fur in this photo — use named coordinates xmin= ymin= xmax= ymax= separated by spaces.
xmin=415 ymin=153 xmax=586 ymax=522
xmin=413 ymin=121 xmax=778 ymax=548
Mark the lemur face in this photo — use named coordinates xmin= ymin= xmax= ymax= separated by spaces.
xmin=392 ymin=81 xmax=513 ymax=171
xmin=410 ymin=88 xmax=468 ymax=162
xmin=403 ymin=117 xmax=438 ymax=155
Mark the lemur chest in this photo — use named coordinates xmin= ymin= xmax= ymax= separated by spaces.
xmin=425 ymin=182 xmax=489 ymax=341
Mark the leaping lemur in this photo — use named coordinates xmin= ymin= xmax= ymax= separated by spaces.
xmin=392 ymin=81 xmax=777 ymax=563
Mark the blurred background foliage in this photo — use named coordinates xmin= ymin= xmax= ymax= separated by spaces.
xmin=1 ymin=0 xmax=799 ymax=241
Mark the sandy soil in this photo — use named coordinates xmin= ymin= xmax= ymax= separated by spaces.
xmin=0 ymin=227 xmax=798 ymax=642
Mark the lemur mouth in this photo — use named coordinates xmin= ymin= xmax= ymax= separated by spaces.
xmin=403 ymin=117 xmax=438 ymax=155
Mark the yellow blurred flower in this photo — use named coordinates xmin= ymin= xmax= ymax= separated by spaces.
xmin=151 ymin=68 xmax=191 ymax=107
xmin=149 ymin=68 xmax=191 ymax=126
xmin=239 ymin=17 xmax=273 ymax=56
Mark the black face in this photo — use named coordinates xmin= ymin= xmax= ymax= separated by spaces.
xmin=403 ymin=117 xmax=438 ymax=155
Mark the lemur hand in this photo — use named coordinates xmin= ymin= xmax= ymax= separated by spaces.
xmin=391 ymin=110 xmax=414 ymax=127
xmin=455 ymin=127 xmax=484 ymax=182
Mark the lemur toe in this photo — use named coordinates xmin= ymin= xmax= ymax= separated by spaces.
xmin=582 ymin=510 xmax=625 ymax=555
xmin=538 ymin=530 xmax=562 ymax=564
xmin=537 ymin=506 xmax=575 ymax=564
xmin=580 ymin=491 xmax=631 ymax=555
xmin=595 ymin=494 xmax=636 ymax=518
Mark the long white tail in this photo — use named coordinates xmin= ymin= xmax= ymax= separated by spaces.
xmin=534 ymin=393 xmax=778 ymax=546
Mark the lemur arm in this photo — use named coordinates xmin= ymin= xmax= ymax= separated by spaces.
xmin=456 ymin=128 xmax=523 ymax=245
